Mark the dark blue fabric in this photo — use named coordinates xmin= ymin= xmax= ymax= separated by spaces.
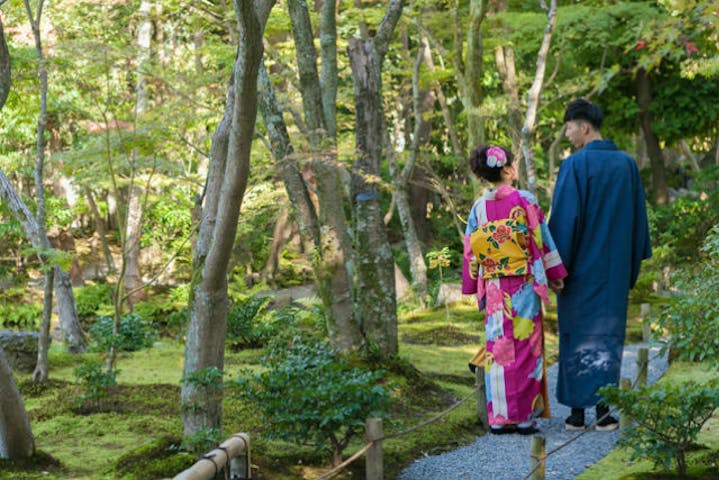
xmin=549 ymin=140 xmax=652 ymax=408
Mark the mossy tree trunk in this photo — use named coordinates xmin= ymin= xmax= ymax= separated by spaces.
xmin=347 ymin=0 xmax=404 ymax=359
xmin=181 ymin=0 xmax=275 ymax=438
xmin=0 ymin=345 xmax=34 ymax=459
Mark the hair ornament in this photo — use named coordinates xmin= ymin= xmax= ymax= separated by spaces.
xmin=486 ymin=146 xmax=507 ymax=168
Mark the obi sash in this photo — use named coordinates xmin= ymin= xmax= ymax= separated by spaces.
xmin=469 ymin=205 xmax=529 ymax=279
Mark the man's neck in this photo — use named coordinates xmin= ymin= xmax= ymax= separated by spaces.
xmin=580 ymin=131 xmax=603 ymax=148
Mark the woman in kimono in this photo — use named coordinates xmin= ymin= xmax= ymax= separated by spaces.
xmin=462 ymin=145 xmax=567 ymax=435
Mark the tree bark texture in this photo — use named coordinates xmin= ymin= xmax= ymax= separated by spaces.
xmin=33 ymin=268 xmax=53 ymax=382
xmin=258 ymin=65 xmax=362 ymax=350
xmin=637 ymin=67 xmax=668 ymax=205
xmin=320 ymin=0 xmax=337 ymax=138
xmin=347 ymin=0 xmax=403 ymax=358
xmin=0 ymin=345 xmax=34 ymax=459
xmin=520 ymin=0 xmax=557 ymax=196
xmin=277 ymin=2 xmax=363 ymax=352
xmin=181 ymin=0 xmax=273 ymax=439
xmin=85 ymin=187 xmax=116 ymax=273
xmin=123 ymin=184 xmax=146 ymax=306
xmin=391 ymin=36 xmax=429 ymax=300
xmin=287 ymin=0 xmax=326 ymax=143
xmin=0 ymin=15 xmax=10 ymax=110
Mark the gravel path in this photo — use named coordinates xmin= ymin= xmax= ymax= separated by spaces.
xmin=398 ymin=343 xmax=668 ymax=480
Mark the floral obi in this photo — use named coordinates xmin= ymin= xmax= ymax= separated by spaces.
xmin=469 ymin=206 xmax=529 ymax=279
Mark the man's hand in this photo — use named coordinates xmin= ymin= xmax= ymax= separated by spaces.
xmin=549 ymin=279 xmax=564 ymax=294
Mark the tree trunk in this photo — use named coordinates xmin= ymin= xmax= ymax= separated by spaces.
xmin=123 ymin=184 xmax=145 ymax=306
xmin=54 ymin=266 xmax=86 ymax=352
xmin=637 ymin=67 xmax=669 ymax=205
xmin=124 ymin=0 xmax=153 ymax=306
xmin=85 ymin=187 xmax=116 ymax=273
xmin=276 ymin=1 xmax=364 ymax=352
xmin=520 ymin=0 xmax=557 ymax=196
xmin=319 ymin=0 xmax=337 ymax=138
xmin=263 ymin=204 xmax=293 ymax=282
xmin=33 ymin=268 xmax=53 ymax=383
xmin=0 ymin=15 xmax=9 ymax=110
xmin=0 ymin=172 xmax=87 ymax=353
xmin=464 ymin=0 xmax=486 ymax=150
xmin=257 ymin=63 xmax=363 ymax=352
xmin=0 ymin=346 xmax=34 ymax=459
xmin=347 ymin=0 xmax=403 ymax=358
xmin=390 ymin=35 xmax=430 ymax=301
xmin=25 ymin=0 xmax=59 ymax=374
xmin=495 ymin=44 xmax=523 ymax=179
xmin=181 ymin=0 xmax=273 ymax=438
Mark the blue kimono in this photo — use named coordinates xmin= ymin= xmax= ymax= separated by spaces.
xmin=549 ymin=140 xmax=652 ymax=408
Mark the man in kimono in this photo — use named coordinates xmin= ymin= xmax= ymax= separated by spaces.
xmin=549 ymin=99 xmax=652 ymax=431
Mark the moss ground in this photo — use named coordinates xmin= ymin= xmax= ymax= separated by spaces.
xmin=2 ymin=293 xmax=716 ymax=479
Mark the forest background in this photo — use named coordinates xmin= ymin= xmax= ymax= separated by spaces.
xmin=1 ymin=0 xmax=719 ymax=479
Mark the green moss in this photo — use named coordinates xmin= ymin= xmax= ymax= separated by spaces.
xmin=0 ymin=450 xmax=64 ymax=479
xmin=113 ymin=436 xmax=196 ymax=480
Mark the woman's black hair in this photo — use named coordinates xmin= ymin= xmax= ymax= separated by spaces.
xmin=469 ymin=145 xmax=513 ymax=183
xmin=563 ymin=98 xmax=603 ymax=130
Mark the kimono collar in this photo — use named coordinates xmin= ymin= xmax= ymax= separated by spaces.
xmin=583 ymin=140 xmax=618 ymax=151
xmin=484 ymin=184 xmax=517 ymax=201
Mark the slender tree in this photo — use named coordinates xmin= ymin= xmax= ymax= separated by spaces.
xmin=0 ymin=15 xmax=34 ymax=459
xmin=181 ymin=0 xmax=275 ymax=438
xmin=520 ymin=0 xmax=557 ymax=196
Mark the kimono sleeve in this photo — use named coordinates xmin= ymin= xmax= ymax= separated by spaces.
xmin=462 ymin=203 xmax=480 ymax=295
xmin=548 ymin=158 xmax=582 ymax=274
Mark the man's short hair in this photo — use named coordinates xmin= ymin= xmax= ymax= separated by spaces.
xmin=564 ymin=98 xmax=603 ymax=130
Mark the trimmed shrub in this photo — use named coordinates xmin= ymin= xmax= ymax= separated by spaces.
xmin=229 ymin=340 xmax=392 ymax=466
xmin=600 ymin=380 xmax=719 ymax=477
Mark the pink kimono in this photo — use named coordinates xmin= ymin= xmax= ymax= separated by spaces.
xmin=462 ymin=185 xmax=567 ymax=426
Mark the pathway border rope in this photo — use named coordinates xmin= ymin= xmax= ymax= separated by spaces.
xmin=314 ymin=390 xmax=476 ymax=480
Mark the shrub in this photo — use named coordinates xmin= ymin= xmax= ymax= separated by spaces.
xmin=226 ymin=296 xmax=271 ymax=349
xmin=600 ymin=380 xmax=719 ymax=478
xmin=74 ymin=360 xmax=118 ymax=410
xmin=73 ymin=282 xmax=113 ymax=320
xmin=229 ymin=340 xmax=392 ymax=466
xmin=653 ymin=223 xmax=719 ymax=364
xmin=88 ymin=313 xmax=156 ymax=353
xmin=0 ymin=303 xmax=42 ymax=329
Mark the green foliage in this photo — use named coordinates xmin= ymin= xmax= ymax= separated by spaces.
xmin=178 ymin=428 xmax=223 ymax=456
xmin=653 ymin=224 xmax=719 ymax=365
xmin=0 ymin=302 xmax=42 ymax=330
xmin=648 ymin=193 xmax=719 ymax=265
xmin=73 ymin=282 xmax=113 ymax=320
xmin=229 ymin=340 xmax=392 ymax=463
xmin=600 ymin=379 xmax=719 ymax=477
xmin=74 ymin=360 xmax=118 ymax=410
xmin=226 ymin=295 xmax=272 ymax=349
xmin=88 ymin=314 xmax=156 ymax=353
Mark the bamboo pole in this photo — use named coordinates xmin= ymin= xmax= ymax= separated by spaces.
xmin=365 ymin=418 xmax=383 ymax=480
xmin=530 ymin=436 xmax=546 ymax=480
xmin=173 ymin=433 xmax=250 ymax=480
xmin=475 ymin=366 xmax=489 ymax=429
xmin=637 ymin=348 xmax=648 ymax=387
xmin=619 ymin=377 xmax=632 ymax=433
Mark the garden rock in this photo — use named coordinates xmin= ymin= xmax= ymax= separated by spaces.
xmin=0 ymin=330 xmax=40 ymax=373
